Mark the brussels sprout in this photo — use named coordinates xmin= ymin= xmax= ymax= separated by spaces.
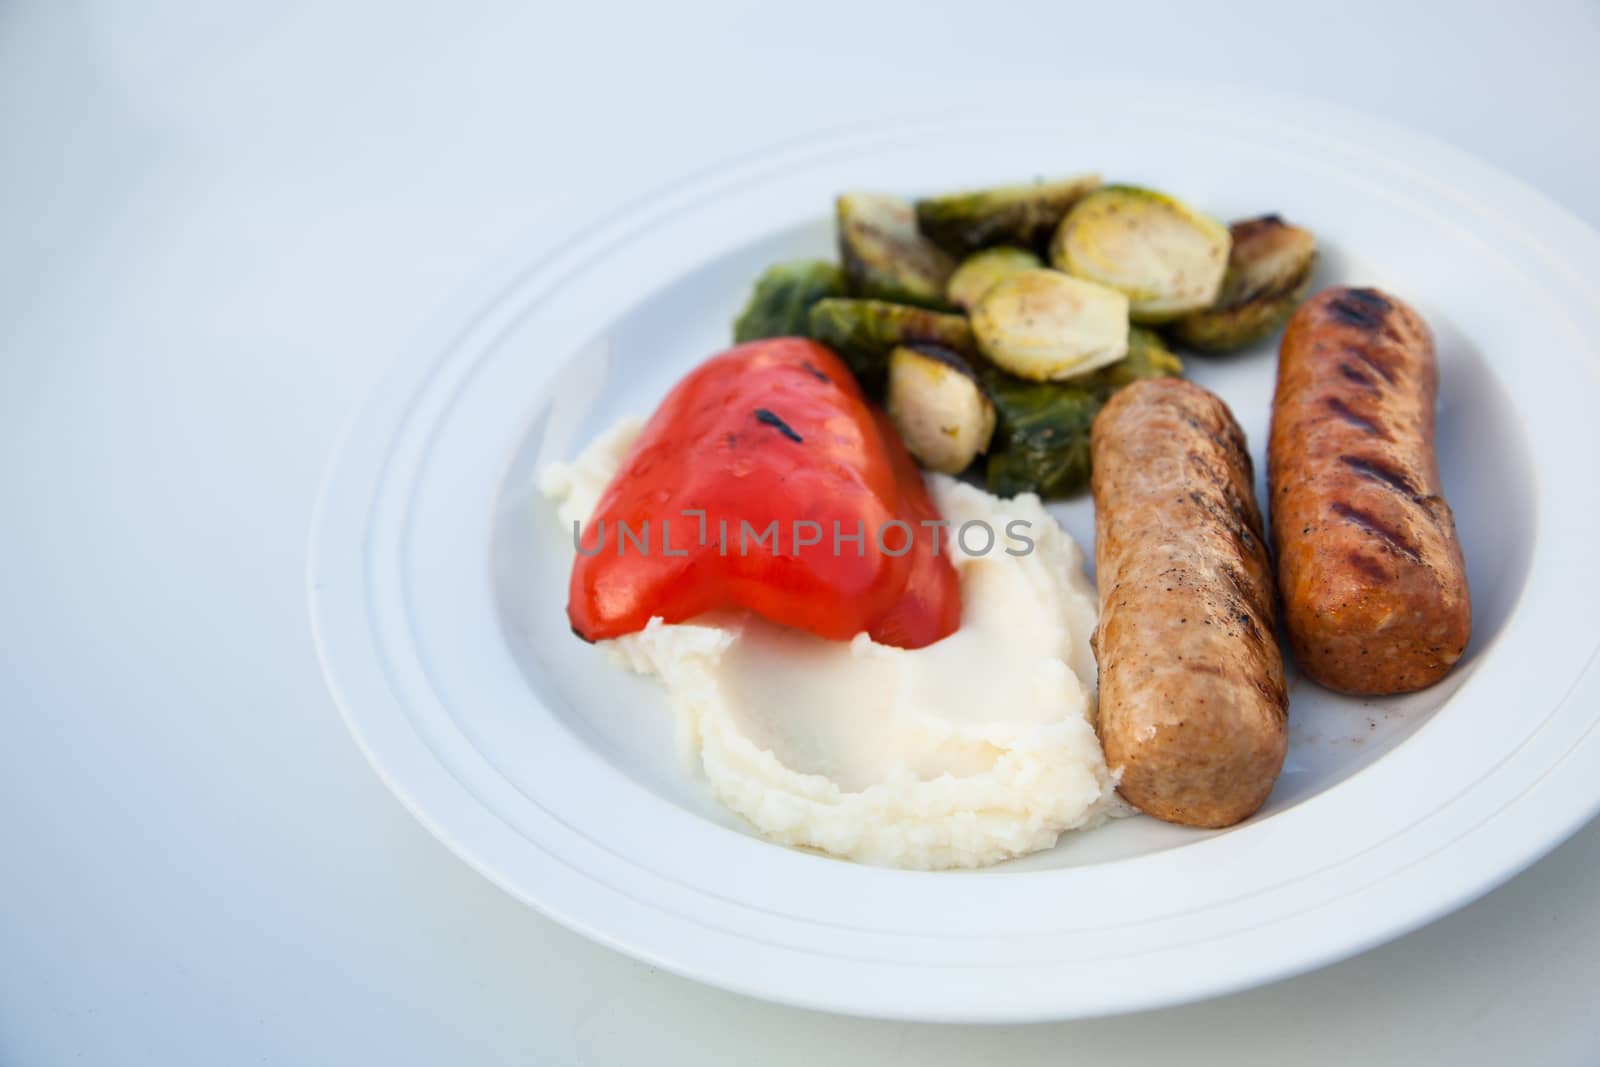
xmin=807 ymin=298 xmax=975 ymax=395
xmin=732 ymin=260 xmax=847 ymax=343
xmin=1080 ymin=326 xmax=1184 ymax=396
xmin=915 ymin=174 xmax=1102 ymax=256
xmin=885 ymin=345 xmax=996 ymax=475
xmin=982 ymin=372 xmax=1100 ymax=499
xmin=945 ymin=247 xmax=1043 ymax=312
xmin=836 ymin=192 xmax=955 ymax=309
xmin=1050 ymin=185 xmax=1232 ymax=324
xmin=1170 ymin=215 xmax=1317 ymax=351
xmin=970 ymin=269 xmax=1129 ymax=382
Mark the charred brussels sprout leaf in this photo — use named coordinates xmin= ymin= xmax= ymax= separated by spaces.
xmin=916 ymin=174 xmax=1102 ymax=257
xmin=981 ymin=329 xmax=1183 ymax=499
xmin=1080 ymin=327 xmax=1184 ymax=396
xmin=1170 ymin=215 xmax=1317 ymax=351
xmin=732 ymin=260 xmax=846 ymax=343
xmin=836 ymin=193 xmax=955 ymax=309
xmin=945 ymin=247 xmax=1043 ymax=312
xmin=982 ymin=371 xmax=1100 ymax=499
xmin=1051 ymin=185 xmax=1232 ymax=324
xmin=886 ymin=345 xmax=996 ymax=475
xmin=806 ymin=298 xmax=974 ymax=396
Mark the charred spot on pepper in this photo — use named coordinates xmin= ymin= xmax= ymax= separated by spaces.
xmin=799 ymin=360 xmax=830 ymax=384
xmin=753 ymin=408 xmax=804 ymax=444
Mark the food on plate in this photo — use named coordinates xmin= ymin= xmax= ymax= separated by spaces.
xmin=805 ymin=297 xmax=974 ymax=395
xmin=545 ymin=421 xmax=1123 ymax=869
xmin=1268 ymin=287 xmax=1471 ymax=695
xmin=970 ymin=269 xmax=1130 ymax=381
xmin=1084 ymin=325 xmax=1184 ymax=395
xmin=884 ymin=345 xmax=996 ymax=474
xmin=983 ymin=328 xmax=1183 ymax=499
xmin=732 ymin=259 xmax=846 ymax=342
xmin=982 ymin=374 xmax=1098 ymax=500
xmin=945 ymin=246 xmax=1043 ymax=312
xmin=1171 ymin=215 xmax=1317 ymax=351
xmin=836 ymin=192 xmax=956 ymax=309
xmin=915 ymin=174 xmax=1102 ymax=256
xmin=564 ymin=338 xmax=959 ymax=650
xmin=1050 ymin=185 xmax=1232 ymax=324
xmin=541 ymin=169 xmax=1370 ymax=867
xmin=1090 ymin=378 xmax=1288 ymax=827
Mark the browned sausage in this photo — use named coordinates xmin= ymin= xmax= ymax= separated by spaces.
xmin=1268 ymin=287 xmax=1470 ymax=695
xmin=1091 ymin=379 xmax=1288 ymax=828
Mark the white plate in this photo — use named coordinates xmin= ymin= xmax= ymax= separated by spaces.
xmin=309 ymin=86 xmax=1600 ymax=1022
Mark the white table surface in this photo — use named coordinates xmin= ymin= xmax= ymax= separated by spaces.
xmin=4 ymin=1 xmax=1598 ymax=1062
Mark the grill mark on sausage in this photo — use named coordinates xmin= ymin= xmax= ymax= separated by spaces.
xmin=1250 ymin=673 xmax=1289 ymax=717
xmin=1325 ymin=396 xmax=1387 ymax=436
xmin=1346 ymin=550 xmax=1391 ymax=584
xmin=1337 ymin=361 xmax=1381 ymax=391
xmin=1344 ymin=344 xmax=1398 ymax=385
xmin=1330 ymin=501 xmax=1422 ymax=561
xmin=1235 ymin=607 xmax=1264 ymax=644
xmin=1340 ymin=454 xmax=1424 ymax=501
xmin=1187 ymin=489 xmax=1258 ymax=558
xmin=1325 ymin=288 xmax=1391 ymax=330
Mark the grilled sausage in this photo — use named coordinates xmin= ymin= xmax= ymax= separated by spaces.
xmin=1268 ymin=287 xmax=1470 ymax=695
xmin=1091 ymin=379 xmax=1288 ymax=828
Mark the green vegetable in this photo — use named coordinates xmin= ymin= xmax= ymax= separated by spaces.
xmin=1080 ymin=327 xmax=1184 ymax=396
xmin=1050 ymin=185 xmax=1232 ymax=324
xmin=945 ymin=247 xmax=1043 ymax=312
xmin=885 ymin=345 xmax=996 ymax=475
xmin=1170 ymin=215 xmax=1317 ymax=351
xmin=836 ymin=192 xmax=955 ymax=309
xmin=732 ymin=260 xmax=846 ymax=342
xmin=983 ymin=372 xmax=1100 ymax=499
xmin=807 ymin=298 xmax=974 ymax=395
xmin=915 ymin=174 xmax=1102 ymax=256
xmin=982 ymin=328 xmax=1183 ymax=499
xmin=970 ymin=268 xmax=1129 ymax=382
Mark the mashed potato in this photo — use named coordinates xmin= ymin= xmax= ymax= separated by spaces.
xmin=541 ymin=419 xmax=1122 ymax=869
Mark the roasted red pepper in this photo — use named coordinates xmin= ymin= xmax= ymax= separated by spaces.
xmin=568 ymin=338 xmax=961 ymax=648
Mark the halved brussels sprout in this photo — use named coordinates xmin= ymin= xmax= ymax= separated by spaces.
xmin=915 ymin=174 xmax=1102 ymax=256
xmin=1170 ymin=215 xmax=1317 ymax=351
xmin=1050 ymin=185 xmax=1232 ymax=324
xmin=970 ymin=269 xmax=1129 ymax=382
xmin=807 ymin=298 xmax=975 ymax=395
xmin=982 ymin=372 xmax=1099 ymax=499
xmin=836 ymin=192 xmax=955 ymax=309
xmin=732 ymin=260 xmax=846 ymax=343
xmin=945 ymin=247 xmax=1043 ymax=312
xmin=885 ymin=345 xmax=996 ymax=475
